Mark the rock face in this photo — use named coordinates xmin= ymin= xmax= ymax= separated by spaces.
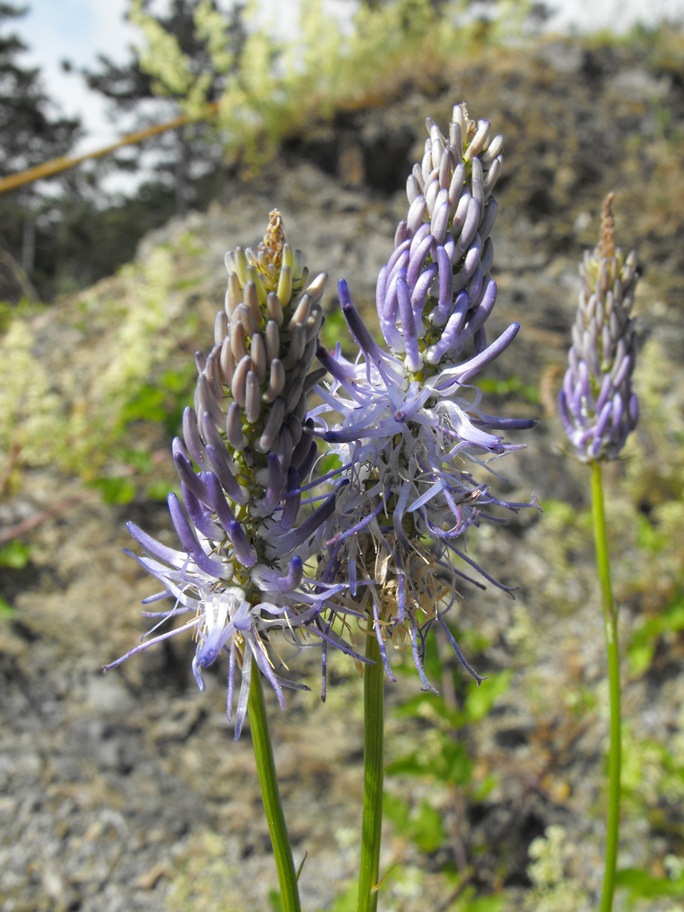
xmin=1 ymin=36 xmax=684 ymax=911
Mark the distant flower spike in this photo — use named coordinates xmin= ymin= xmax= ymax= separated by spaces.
xmin=558 ymin=193 xmax=640 ymax=461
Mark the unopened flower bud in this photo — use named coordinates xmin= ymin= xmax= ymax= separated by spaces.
xmin=559 ymin=194 xmax=640 ymax=461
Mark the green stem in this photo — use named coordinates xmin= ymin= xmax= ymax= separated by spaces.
xmin=357 ymin=629 xmax=385 ymax=912
xmin=591 ymin=459 xmax=622 ymax=912
xmin=248 ymin=667 xmax=301 ymax=912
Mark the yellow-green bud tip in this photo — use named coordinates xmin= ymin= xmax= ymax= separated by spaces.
xmin=261 ymin=209 xmax=286 ymax=273
xmin=598 ymin=192 xmax=616 ymax=260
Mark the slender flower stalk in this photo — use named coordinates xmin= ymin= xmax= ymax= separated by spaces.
xmin=358 ymin=629 xmax=385 ymax=912
xmin=248 ymin=667 xmax=302 ymax=912
xmin=314 ymin=105 xmax=536 ymax=906
xmin=591 ymin=459 xmax=621 ymax=912
xmin=558 ymin=193 xmax=640 ymax=911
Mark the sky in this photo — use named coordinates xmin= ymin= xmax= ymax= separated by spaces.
xmin=11 ymin=0 xmax=684 ymax=158
xmin=18 ymin=0 xmax=138 ymax=150
xmin=16 ymin=0 xmax=335 ymax=153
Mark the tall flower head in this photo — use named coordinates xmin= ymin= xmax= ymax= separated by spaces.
xmin=313 ymin=105 xmax=536 ymax=686
xmin=106 ymin=212 xmax=341 ymax=736
xmin=558 ymin=193 xmax=640 ymax=462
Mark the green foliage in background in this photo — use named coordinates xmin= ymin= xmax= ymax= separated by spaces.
xmin=479 ymin=374 xmax=541 ymax=407
xmin=378 ymin=631 xmax=512 ymax=899
xmin=627 ymin=595 xmax=684 ymax=678
xmin=616 ymin=862 xmax=684 ymax=906
xmin=0 ymin=540 xmax=31 ymax=569
xmin=523 ymin=825 xmax=591 ymax=912
xmin=0 ymin=231 xmax=205 ymax=502
xmin=130 ymin=0 xmax=529 ymax=170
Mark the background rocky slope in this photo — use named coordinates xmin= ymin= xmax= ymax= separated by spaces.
xmin=1 ymin=34 xmax=684 ymax=911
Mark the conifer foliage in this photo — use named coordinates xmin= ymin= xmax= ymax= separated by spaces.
xmin=0 ymin=2 xmax=80 ymax=294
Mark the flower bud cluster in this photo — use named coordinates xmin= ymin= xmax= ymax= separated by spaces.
xmin=107 ymin=212 xmax=341 ymax=737
xmin=378 ymin=103 xmax=505 ymax=373
xmin=558 ymin=194 xmax=640 ymax=461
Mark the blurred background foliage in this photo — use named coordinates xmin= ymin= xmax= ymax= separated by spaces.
xmin=0 ymin=0 xmax=529 ymax=302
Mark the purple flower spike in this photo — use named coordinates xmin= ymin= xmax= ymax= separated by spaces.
xmin=107 ymin=211 xmax=345 ymax=736
xmin=558 ymin=194 xmax=640 ymax=462
xmin=313 ymin=104 xmax=536 ymax=687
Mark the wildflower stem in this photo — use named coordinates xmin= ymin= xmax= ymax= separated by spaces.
xmin=591 ymin=459 xmax=621 ymax=912
xmin=248 ymin=669 xmax=301 ymax=912
xmin=357 ymin=628 xmax=385 ymax=912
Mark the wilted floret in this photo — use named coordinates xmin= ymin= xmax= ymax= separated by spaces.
xmin=558 ymin=194 xmax=640 ymax=462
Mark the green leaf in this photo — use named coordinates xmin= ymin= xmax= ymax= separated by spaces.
xmin=412 ymin=800 xmax=445 ymax=853
xmin=393 ymin=690 xmax=465 ymax=728
xmin=383 ymin=792 xmax=411 ymax=830
xmin=616 ymin=866 xmax=684 ymax=897
xmin=464 ymin=671 xmax=511 ymax=722
xmin=320 ymin=307 xmax=351 ymax=352
xmin=329 ymin=881 xmax=357 ymax=912
xmin=449 ymin=893 xmax=506 ymax=912
xmin=120 ymin=384 xmax=167 ymax=424
xmin=628 ymin=598 xmax=684 ymax=677
xmin=267 ymin=889 xmax=283 ymax=912
xmin=145 ymin=479 xmax=175 ymax=501
xmin=636 ymin=512 xmax=668 ymax=553
xmin=471 ymin=773 xmax=498 ymax=802
xmin=385 ymin=751 xmax=428 ymax=777
xmin=479 ymin=374 xmax=541 ymax=405
xmin=0 ymin=540 xmax=31 ymax=568
xmin=317 ymin=451 xmax=343 ymax=476
xmin=113 ymin=447 xmax=154 ymax=472
xmin=383 ymin=794 xmax=444 ymax=853
xmin=628 ymin=641 xmax=655 ymax=678
xmin=439 ymin=740 xmax=474 ymax=787
xmin=90 ymin=476 xmax=138 ymax=505
xmin=161 ymin=366 xmax=195 ymax=394
xmin=386 ymin=739 xmax=473 ymax=787
xmin=0 ymin=596 xmax=16 ymax=618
